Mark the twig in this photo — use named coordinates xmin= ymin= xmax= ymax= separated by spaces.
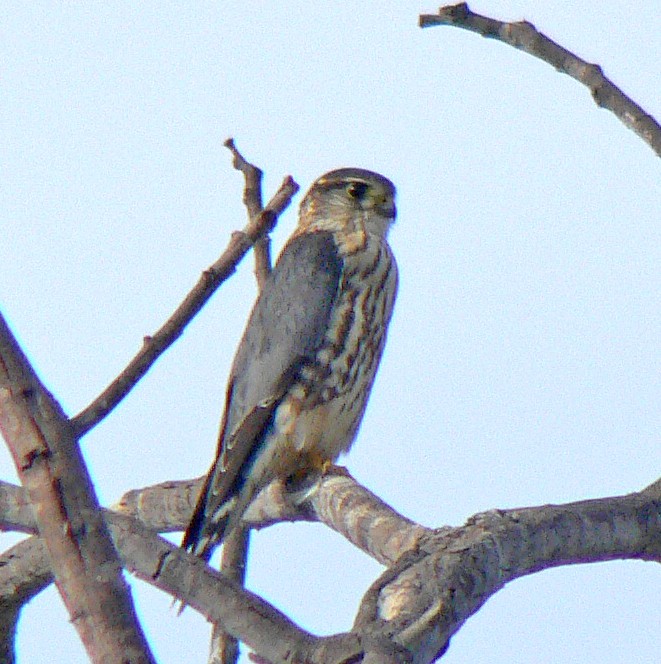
xmin=71 ymin=171 xmax=299 ymax=437
xmin=224 ymin=139 xmax=272 ymax=288
xmin=224 ymin=139 xmax=263 ymax=220
xmin=209 ymin=527 xmax=250 ymax=664
xmin=420 ymin=3 xmax=661 ymax=157
xmin=0 ymin=313 xmax=155 ymax=664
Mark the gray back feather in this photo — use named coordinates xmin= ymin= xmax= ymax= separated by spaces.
xmin=224 ymin=230 xmax=342 ymax=455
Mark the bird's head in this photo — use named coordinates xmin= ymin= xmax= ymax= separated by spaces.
xmin=298 ymin=168 xmax=396 ymax=237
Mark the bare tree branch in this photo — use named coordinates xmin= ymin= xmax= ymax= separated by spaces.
xmin=0 ymin=477 xmax=35 ymax=534
xmin=209 ymin=527 xmax=251 ymax=664
xmin=3 ymin=471 xmax=659 ymax=662
xmin=0 ymin=505 xmax=408 ymax=664
xmin=113 ymin=477 xmax=201 ymax=532
xmin=0 ymin=468 xmax=432 ymax=662
xmin=0 ymin=482 xmax=49 ymax=660
xmin=2 ymin=8 xmax=656 ymax=661
xmin=0 ymin=313 xmax=155 ymax=664
xmin=355 ymin=485 xmax=661 ymax=661
xmin=307 ymin=472 xmax=427 ymax=566
xmin=111 ymin=512 xmax=322 ymax=663
xmin=0 ymin=500 xmax=361 ymax=664
xmin=0 ymin=537 xmax=52 ymax=664
xmin=117 ymin=477 xmax=661 ymax=661
xmin=2 ymin=138 xmax=295 ymax=664
xmin=224 ymin=138 xmax=272 ymax=288
xmin=112 ymin=468 xmax=426 ymax=567
xmin=419 ymin=3 xmax=661 ymax=157
xmin=115 ymin=513 xmax=413 ymax=664
xmin=71 ymin=166 xmax=299 ymax=438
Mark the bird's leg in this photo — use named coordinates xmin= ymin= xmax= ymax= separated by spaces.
xmin=283 ymin=453 xmax=352 ymax=507
xmin=309 ymin=452 xmax=352 ymax=478
xmin=323 ymin=463 xmax=352 ymax=477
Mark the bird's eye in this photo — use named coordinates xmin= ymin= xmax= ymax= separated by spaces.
xmin=346 ymin=181 xmax=369 ymax=199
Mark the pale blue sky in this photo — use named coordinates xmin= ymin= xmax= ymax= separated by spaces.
xmin=1 ymin=2 xmax=659 ymax=663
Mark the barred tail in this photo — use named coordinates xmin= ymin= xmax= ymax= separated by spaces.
xmin=182 ymin=511 xmax=230 ymax=563
xmin=182 ymin=483 xmax=235 ymax=562
xmin=182 ymin=466 xmax=256 ymax=562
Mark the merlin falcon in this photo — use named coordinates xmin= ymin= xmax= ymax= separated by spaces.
xmin=183 ymin=168 xmax=398 ymax=561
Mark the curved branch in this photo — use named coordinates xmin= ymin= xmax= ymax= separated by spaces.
xmin=114 ymin=468 xmax=426 ymax=567
xmin=356 ymin=486 xmax=661 ymax=661
xmin=115 ymin=513 xmax=411 ymax=664
xmin=0 ymin=470 xmax=425 ymax=663
xmin=0 ymin=537 xmax=52 ymax=664
xmin=420 ymin=3 xmax=661 ymax=157
xmin=307 ymin=472 xmax=427 ymax=566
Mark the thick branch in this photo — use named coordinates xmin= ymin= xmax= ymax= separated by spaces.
xmin=112 ymin=477 xmax=201 ymax=532
xmin=0 ymin=471 xmax=425 ymax=662
xmin=0 ymin=537 xmax=52 ymax=664
xmin=1 ymin=475 xmax=659 ymax=663
xmin=113 ymin=468 xmax=426 ymax=566
xmin=0 ymin=508 xmax=405 ymax=664
xmin=111 ymin=512 xmax=320 ymax=662
xmin=0 ymin=478 xmax=35 ymax=534
xmin=0 ymin=502 xmax=341 ymax=664
xmin=355 ymin=488 xmax=661 ymax=661
xmin=71 ymin=171 xmax=298 ymax=438
xmin=308 ymin=472 xmax=427 ymax=566
xmin=420 ymin=3 xmax=661 ymax=157
xmin=0 ymin=313 xmax=155 ymax=663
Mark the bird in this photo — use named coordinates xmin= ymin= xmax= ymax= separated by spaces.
xmin=182 ymin=168 xmax=398 ymax=562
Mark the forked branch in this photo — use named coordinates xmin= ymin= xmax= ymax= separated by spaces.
xmin=0 ymin=314 xmax=155 ymax=664
xmin=1 ymin=473 xmax=659 ymax=662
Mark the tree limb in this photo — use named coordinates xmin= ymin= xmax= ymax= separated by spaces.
xmin=355 ymin=483 xmax=661 ymax=660
xmin=71 ymin=164 xmax=299 ymax=438
xmin=2 ymin=472 xmax=659 ymax=662
xmin=0 ymin=537 xmax=52 ymax=664
xmin=224 ymin=138 xmax=272 ymax=288
xmin=419 ymin=3 xmax=661 ymax=157
xmin=0 ymin=313 xmax=155 ymax=664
